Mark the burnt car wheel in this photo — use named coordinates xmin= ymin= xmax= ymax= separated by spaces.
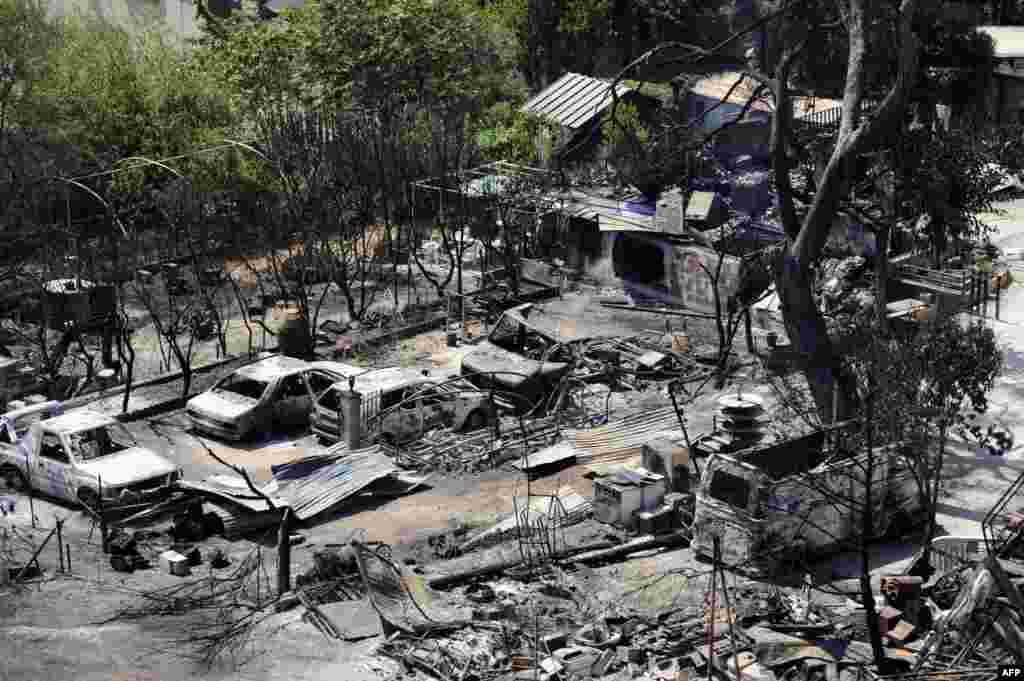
xmin=463 ymin=409 xmax=487 ymax=432
xmin=77 ymin=487 xmax=101 ymax=510
xmin=0 ymin=465 xmax=27 ymax=492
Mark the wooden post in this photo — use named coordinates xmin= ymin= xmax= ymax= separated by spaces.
xmin=996 ymin=277 xmax=1002 ymax=321
xmin=65 ymin=544 xmax=71 ymax=573
xmin=277 ymin=508 xmax=292 ymax=598
xmin=15 ymin=526 xmax=57 ymax=582
xmin=24 ymin=459 xmax=35 ymax=529
xmin=717 ymin=538 xmax=743 ymax=681
xmin=983 ymin=275 xmax=990 ymax=319
xmin=98 ymin=476 xmax=108 ymax=555
xmin=743 ymin=309 xmax=754 ymax=353
xmin=56 ymin=519 xmax=64 ymax=572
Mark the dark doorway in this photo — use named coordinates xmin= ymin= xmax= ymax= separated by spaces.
xmin=612 ymin=233 xmax=668 ymax=303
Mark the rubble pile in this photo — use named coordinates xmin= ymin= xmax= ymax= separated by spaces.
xmin=395 ymin=415 xmax=566 ymax=474
xmin=816 ymin=256 xmax=875 ymax=334
xmin=351 ymin=539 xmax=1024 ymax=681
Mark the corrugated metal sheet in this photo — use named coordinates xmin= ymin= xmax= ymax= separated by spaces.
xmin=180 ymin=443 xmax=396 ymax=521
xmin=566 ymin=406 xmax=682 ymax=465
xmin=177 ymin=478 xmax=288 ymax=512
xmin=555 ymin=187 xmax=652 ymax=228
xmin=513 ymin=441 xmax=577 ymax=471
xmin=271 ymin=443 xmax=396 ymax=521
xmin=206 ymin=501 xmax=283 ymax=539
xmin=521 ymin=73 xmax=633 ymax=130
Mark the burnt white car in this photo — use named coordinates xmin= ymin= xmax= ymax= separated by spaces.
xmin=0 ymin=403 xmax=180 ymax=508
xmin=186 ymin=355 xmax=360 ymax=441
xmin=311 ymin=367 xmax=496 ymax=446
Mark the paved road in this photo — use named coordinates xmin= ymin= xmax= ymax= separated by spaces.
xmin=927 ymin=201 xmax=1024 ymax=539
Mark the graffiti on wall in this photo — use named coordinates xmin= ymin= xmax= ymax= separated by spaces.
xmin=673 ymin=247 xmax=742 ymax=314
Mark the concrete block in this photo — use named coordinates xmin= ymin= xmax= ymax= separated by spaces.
xmin=540 ymin=657 xmax=563 ymax=675
xmin=159 ymin=550 xmax=190 ymax=577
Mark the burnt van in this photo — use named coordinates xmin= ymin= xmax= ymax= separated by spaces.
xmin=692 ymin=424 xmax=925 ymax=570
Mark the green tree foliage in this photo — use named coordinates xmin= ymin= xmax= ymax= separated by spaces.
xmin=191 ymin=3 xmax=320 ymax=116
xmin=38 ymin=15 xmax=233 ymax=167
xmin=475 ymin=104 xmax=558 ymax=165
xmin=488 ymin=0 xmax=615 ymax=91
xmin=847 ymin=318 xmax=1004 ymax=445
xmin=0 ymin=0 xmax=59 ymax=136
xmin=899 ymin=127 xmax=1003 ymax=257
xmin=311 ymin=0 xmax=505 ymax=109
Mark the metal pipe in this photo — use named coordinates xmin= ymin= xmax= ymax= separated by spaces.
xmin=56 ymin=519 xmax=64 ymax=572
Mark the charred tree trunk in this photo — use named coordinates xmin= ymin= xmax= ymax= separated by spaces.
xmin=774 ymin=252 xmax=858 ymax=422
xmin=118 ymin=313 xmax=135 ymax=414
xmin=875 ymin=221 xmax=891 ymax=332
xmin=768 ymin=0 xmax=920 ymax=422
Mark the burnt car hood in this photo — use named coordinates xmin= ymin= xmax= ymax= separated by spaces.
xmin=461 ymin=341 xmax=568 ymax=387
xmin=187 ymin=391 xmax=259 ymax=421
xmin=77 ymin=447 xmax=178 ymax=487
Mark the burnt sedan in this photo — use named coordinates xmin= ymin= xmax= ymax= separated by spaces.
xmin=186 ymin=355 xmax=360 ymax=441
xmin=460 ymin=303 xmax=576 ymax=414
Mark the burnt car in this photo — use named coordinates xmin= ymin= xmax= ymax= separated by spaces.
xmin=311 ymin=368 xmax=495 ymax=446
xmin=186 ymin=355 xmax=361 ymax=441
xmin=0 ymin=403 xmax=181 ymax=508
xmin=460 ymin=303 xmax=576 ymax=413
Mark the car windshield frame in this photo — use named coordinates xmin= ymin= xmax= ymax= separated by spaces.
xmin=66 ymin=423 xmax=138 ymax=462
xmin=707 ymin=469 xmax=753 ymax=512
xmin=215 ymin=373 xmax=271 ymax=401
xmin=487 ymin=313 xmax=522 ymax=351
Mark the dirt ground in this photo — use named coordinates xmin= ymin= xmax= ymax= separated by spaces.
xmin=5 ymin=257 xmax=1024 ymax=681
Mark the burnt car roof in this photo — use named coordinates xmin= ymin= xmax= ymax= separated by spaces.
xmin=328 ymin=366 xmax=461 ymax=393
xmin=309 ymin=360 xmax=365 ymax=378
xmin=37 ymin=409 xmax=116 ymax=434
xmin=501 ymin=300 xmax=640 ymax=343
xmin=235 ymin=355 xmax=310 ymax=381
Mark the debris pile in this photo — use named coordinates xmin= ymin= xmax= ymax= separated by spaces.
xmin=396 ymin=415 xmax=565 ymax=474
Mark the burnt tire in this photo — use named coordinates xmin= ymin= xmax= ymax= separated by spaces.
xmin=0 ymin=465 xmax=27 ymax=492
xmin=462 ymin=410 xmax=487 ymax=432
xmin=77 ymin=487 xmax=101 ymax=511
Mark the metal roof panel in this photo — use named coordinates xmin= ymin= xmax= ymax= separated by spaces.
xmin=522 ymin=73 xmax=633 ymax=130
xmin=978 ymin=26 xmax=1024 ymax=59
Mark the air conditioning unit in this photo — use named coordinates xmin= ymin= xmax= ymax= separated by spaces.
xmin=642 ymin=438 xmax=692 ymax=494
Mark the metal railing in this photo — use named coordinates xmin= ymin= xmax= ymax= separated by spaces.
xmin=893 ymin=263 xmax=1003 ymax=319
xmin=982 ymin=468 xmax=1024 ymax=557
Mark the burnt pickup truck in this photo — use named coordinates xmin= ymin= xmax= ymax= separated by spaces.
xmin=692 ymin=424 xmax=925 ymax=571
xmin=0 ymin=402 xmax=180 ymax=508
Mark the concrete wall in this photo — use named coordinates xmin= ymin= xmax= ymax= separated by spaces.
xmin=47 ymin=0 xmax=200 ymax=38
xmin=590 ymin=233 xmax=742 ymax=313
xmin=669 ymin=245 xmax=742 ymax=314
